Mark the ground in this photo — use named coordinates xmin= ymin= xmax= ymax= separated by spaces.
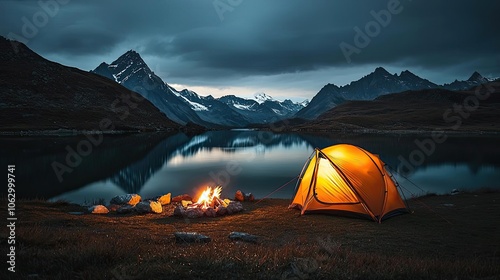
xmin=1 ymin=192 xmax=499 ymax=279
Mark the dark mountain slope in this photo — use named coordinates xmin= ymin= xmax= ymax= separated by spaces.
xmin=0 ymin=37 xmax=180 ymax=132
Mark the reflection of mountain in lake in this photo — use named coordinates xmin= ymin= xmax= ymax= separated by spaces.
xmin=3 ymin=131 xmax=499 ymax=201
xmin=109 ymin=130 xmax=311 ymax=193
xmin=109 ymin=133 xmax=191 ymax=193
xmin=0 ymin=133 xmax=170 ymax=199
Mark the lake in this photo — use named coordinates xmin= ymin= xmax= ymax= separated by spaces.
xmin=1 ymin=130 xmax=499 ymax=205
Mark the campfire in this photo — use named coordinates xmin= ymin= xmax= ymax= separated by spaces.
xmin=173 ymin=186 xmax=243 ymax=218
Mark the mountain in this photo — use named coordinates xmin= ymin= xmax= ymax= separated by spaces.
xmin=295 ymin=67 xmax=438 ymax=120
xmin=0 ymin=37 xmax=179 ymax=132
xmin=253 ymin=92 xmax=275 ymax=104
xmin=173 ymin=88 xmax=250 ymax=127
xmin=92 ymin=51 xmax=207 ymax=126
xmin=294 ymin=85 xmax=500 ymax=132
xmin=443 ymin=71 xmax=493 ymax=91
xmin=93 ymin=51 xmax=307 ymax=127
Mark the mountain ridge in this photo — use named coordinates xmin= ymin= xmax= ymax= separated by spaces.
xmin=295 ymin=67 xmax=495 ymax=120
xmin=92 ymin=50 xmax=308 ymax=127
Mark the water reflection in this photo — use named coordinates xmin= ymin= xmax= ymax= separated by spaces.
xmin=1 ymin=131 xmax=498 ymax=204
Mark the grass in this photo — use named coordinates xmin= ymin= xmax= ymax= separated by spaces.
xmin=1 ymin=193 xmax=499 ymax=279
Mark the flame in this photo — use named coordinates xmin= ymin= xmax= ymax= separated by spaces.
xmin=195 ymin=186 xmax=222 ymax=208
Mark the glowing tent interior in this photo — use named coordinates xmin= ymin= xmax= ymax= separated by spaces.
xmin=289 ymin=144 xmax=409 ymax=222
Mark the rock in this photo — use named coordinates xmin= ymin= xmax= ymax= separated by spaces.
xmin=157 ymin=193 xmax=171 ymax=205
xmin=181 ymin=200 xmax=193 ymax=208
xmin=235 ymin=190 xmax=244 ymax=202
xmin=204 ymin=207 xmax=217 ymax=217
xmin=216 ymin=205 xmax=228 ymax=215
xmin=227 ymin=201 xmax=243 ymax=214
xmin=244 ymin=193 xmax=255 ymax=202
xmin=89 ymin=205 xmax=109 ymax=214
xmin=172 ymin=194 xmax=193 ymax=203
xmin=107 ymin=204 xmax=121 ymax=212
xmin=135 ymin=201 xmax=162 ymax=214
xmin=116 ymin=205 xmax=135 ymax=214
xmin=229 ymin=232 xmax=259 ymax=243
xmin=174 ymin=232 xmax=211 ymax=243
xmin=173 ymin=205 xmax=185 ymax=217
xmin=451 ymin=189 xmax=460 ymax=195
xmin=185 ymin=207 xmax=204 ymax=219
xmin=110 ymin=194 xmax=141 ymax=206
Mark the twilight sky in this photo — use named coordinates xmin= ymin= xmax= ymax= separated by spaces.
xmin=1 ymin=0 xmax=499 ymax=101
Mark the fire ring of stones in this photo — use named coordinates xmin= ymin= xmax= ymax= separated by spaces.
xmin=173 ymin=186 xmax=243 ymax=218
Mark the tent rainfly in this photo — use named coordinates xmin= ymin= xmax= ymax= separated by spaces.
xmin=289 ymin=144 xmax=409 ymax=222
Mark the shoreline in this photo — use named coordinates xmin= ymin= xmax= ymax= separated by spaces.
xmin=3 ymin=192 xmax=499 ymax=279
xmin=1 ymin=127 xmax=500 ymax=137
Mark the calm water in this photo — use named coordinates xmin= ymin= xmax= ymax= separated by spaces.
xmin=1 ymin=130 xmax=499 ymax=204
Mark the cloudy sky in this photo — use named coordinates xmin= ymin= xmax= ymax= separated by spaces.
xmin=1 ymin=0 xmax=499 ymax=101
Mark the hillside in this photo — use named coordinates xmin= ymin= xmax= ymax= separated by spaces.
xmin=294 ymin=85 xmax=500 ymax=133
xmin=0 ymin=38 xmax=180 ymax=132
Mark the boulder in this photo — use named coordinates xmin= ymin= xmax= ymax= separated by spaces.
xmin=116 ymin=205 xmax=135 ymax=214
xmin=157 ymin=193 xmax=171 ymax=205
xmin=235 ymin=190 xmax=244 ymax=202
xmin=110 ymin=194 xmax=141 ymax=206
xmin=172 ymin=194 xmax=193 ymax=203
xmin=89 ymin=205 xmax=109 ymax=214
xmin=135 ymin=201 xmax=162 ymax=214
xmin=173 ymin=205 xmax=185 ymax=217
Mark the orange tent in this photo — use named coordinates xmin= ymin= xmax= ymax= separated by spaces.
xmin=290 ymin=144 xmax=408 ymax=222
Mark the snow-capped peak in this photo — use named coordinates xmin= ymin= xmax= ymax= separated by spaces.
xmin=253 ymin=92 xmax=275 ymax=104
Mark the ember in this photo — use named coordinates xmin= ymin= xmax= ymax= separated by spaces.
xmin=173 ymin=186 xmax=243 ymax=218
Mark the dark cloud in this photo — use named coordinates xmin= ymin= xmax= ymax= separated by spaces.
xmin=0 ymin=0 xmax=499 ymax=98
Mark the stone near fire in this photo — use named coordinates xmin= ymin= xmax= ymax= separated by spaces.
xmin=172 ymin=194 xmax=193 ymax=203
xmin=227 ymin=201 xmax=243 ymax=214
xmin=107 ymin=204 xmax=121 ymax=212
xmin=110 ymin=194 xmax=141 ymax=206
xmin=157 ymin=193 xmax=171 ymax=205
xmin=89 ymin=205 xmax=109 ymax=214
xmin=235 ymin=190 xmax=245 ymax=202
xmin=182 ymin=200 xmax=193 ymax=208
xmin=185 ymin=207 xmax=204 ymax=219
xmin=174 ymin=232 xmax=211 ymax=243
xmin=244 ymin=193 xmax=255 ymax=202
xmin=173 ymin=205 xmax=185 ymax=217
xmin=204 ymin=207 xmax=217 ymax=217
xmin=116 ymin=205 xmax=135 ymax=214
xmin=135 ymin=201 xmax=163 ymax=214
xmin=216 ymin=205 xmax=228 ymax=215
